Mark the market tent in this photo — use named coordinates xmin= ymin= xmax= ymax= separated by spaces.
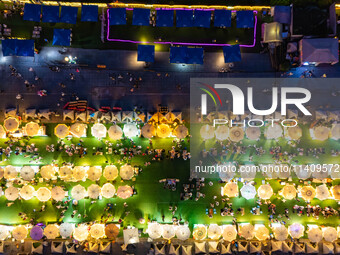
xmin=222 ymin=225 xmax=237 ymax=241
xmin=229 ymin=126 xmax=244 ymax=142
xmin=59 ymin=166 xmax=72 ymax=180
xmin=162 ymin=225 xmax=175 ymax=239
xmin=307 ymin=227 xmax=322 ymax=243
xmin=173 ymin=125 xmax=188 ymax=139
xmin=194 ymin=10 xmax=211 ymax=28
xmin=331 ymin=185 xmax=340 ymax=199
xmin=300 ymin=186 xmax=316 ymax=201
xmin=30 ymin=226 xmax=44 ymax=240
xmin=141 ymin=124 xmax=156 ymax=139
xmin=186 ymin=47 xmax=204 ymax=65
xmin=23 ymin=4 xmax=41 ymax=22
xmin=81 ymin=5 xmax=98 ymax=22
xmin=44 ymin=224 xmax=59 ymax=239
xmin=51 ymin=186 xmax=66 ymax=201
xmin=331 ymin=123 xmax=340 ymax=140
xmin=255 ymin=225 xmax=269 ymax=241
xmin=108 ymin=125 xmax=123 ymax=140
xmin=273 ymin=225 xmax=288 ymax=241
xmin=137 ymin=45 xmax=155 ymax=62
xmin=176 ymin=10 xmax=194 ymax=27
xmin=214 ymin=10 xmax=231 ymax=27
xmin=87 ymin=184 xmax=101 ymax=199
xmin=117 ymin=185 xmax=133 ymax=199
xmin=72 ymin=166 xmax=86 ymax=181
xmin=123 ymin=228 xmax=139 ymax=244
xmin=73 ymin=225 xmax=89 ymax=241
xmin=90 ymin=224 xmax=105 ymax=239
xmin=175 ymin=225 xmax=191 ymax=240
xmin=147 ymin=222 xmax=162 ymax=239
xmin=156 ymin=10 xmax=174 ymax=27
xmin=20 ymin=166 xmax=35 ymax=181
xmin=192 ymin=225 xmax=207 ymax=240
xmin=36 ymin=187 xmax=51 ymax=202
xmin=91 ymin=123 xmax=107 ymax=138
xmin=70 ymin=123 xmax=87 ymax=138
xmin=214 ymin=125 xmax=228 ymax=140
xmin=240 ymin=184 xmax=256 ymax=200
xmin=157 ymin=124 xmax=171 ymax=138
xmin=71 ymin=185 xmax=86 ymax=200
xmin=5 ymin=186 xmax=19 ymax=201
xmin=87 ymin=166 xmax=102 ymax=181
xmin=265 ymin=123 xmax=283 ymax=139
xmin=4 ymin=117 xmax=19 ymax=132
xmin=0 ymin=125 xmax=6 ymax=139
xmin=53 ymin=29 xmax=71 ymax=46
xmin=239 ymin=223 xmax=254 ymax=240
xmin=288 ymin=223 xmax=304 ymax=239
xmin=246 ymin=126 xmax=261 ymax=140
xmin=4 ymin=166 xmax=18 ymax=180
xmin=42 ymin=5 xmax=60 ymax=23
xmin=294 ymin=165 xmax=311 ymax=179
xmin=236 ymin=11 xmax=254 ymax=28
xmin=280 ymin=185 xmax=297 ymax=200
xmin=12 ymin=226 xmax=28 ymax=240
xmin=299 ymin=38 xmax=339 ymax=65
xmin=287 ymin=126 xmax=302 ymax=140
xmin=103 ymin=165 xmax=118 ymax=181
xmin=258 ymin=184 xmax=273 ymax=200
xmin=323 ymin=227 xmax=337 ymax=242
xmin=223 ymin=45 xmax=241 ymax=63
xmin=170 ymin=47 xmax=187 ymax=63
xmin=132 ymin=8 xmax=150 ymax=26
xmin=101 ymin=183 xmax=116 ymax=198
xmin=108 ymin=8 xmax=126 ymax=25
xmin=105 ymin=224 xmax=119 ymax=239
xmin=274 ymin=6 xmax=291 ymax=24
xmin=0 ymin=226 xmax=9 ymax=240
xmin=223 ymin=182 xmax=239 ymax=197
xmin=263 ymin=22 xmax=282 ymax=43
xmin=25 ymin=122 xmax=40 ymax=136
xmin=59 ymin=223 xmax=74 ymax=238
xmin=207 ymin=224 xmax=222 ymax=239
xmin=123 ymin=123 xmax=139 ymax=138
xmin=120 ymin=164 xmax=134 ymax=180
xmin=313 ymin=126 xmax=330 ymax=141
xmin=60 ymin=6 xmax=78 ymax=24
xmin=19 ymin=185 xmax=35 ymax=200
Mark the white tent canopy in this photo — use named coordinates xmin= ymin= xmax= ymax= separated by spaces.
xmin=103 ymin=165 xmax=118 ymax=180
xmin=51 ymin=186 xmax=66 ymax=201
xmin=288 ymin=223 xmax=304 ymax=239
xmin=299 ymin=38 xmax=339 ymax=65
xmin=71 ymin=185 xmax=86 ymax=200
xmin=91 ymin=123 xmax=107 ymax=138
xmin=101 ymin=183 xmax=116 ymax=198
xmin=19 ymin=185 xmax=35 ymax=200
xmin=120 ymin=164 xmax=134 ymax=180
xmin=323 ymin=227 xmax=337 ymax=242
xmin=20 ymin=166 xmax=35 ymax=181
xmin=207 ymin=224 xmax=222 ymax=239
xmin=258 ymin=184 xmax=273 ymax=200
xmin=222 ymin=225 xmax=237 ymax=241
xmin=147 ymin=223 xmax=162 ymax=239
xmin=307 ymin=227 xmax=323 ymax=243
xmin=162 ymin=225 xmax=175 ymax=239
xmin=108 ymin=125 xmax=123 ymax=140
xmin=255 ymin=225 xmax=269 ymax=241
xmin=240 ymin=184 xmax=257 ymax=200
xmin=123 ymin=123 xmax=139 ymax=138
xmin=12 ymin=226 xmax=28 ymax=240
xmin=59 ymin=223 xmax=74 ymax=238
xmin=239 ymin=223 xmax=254 ymax=240
xmin=175 ymin=225 xmax=191 ymax=241
xmin=87 ymin=184 xmax=101 ymax=199
xmin=70 ymin=123 xmax=87 ymax=138
xmin=40 ymin=165 xmax=55 ymax=180
xmin=273 ymin=225 xmax=288 ymax=241
xmin=44 ymin=224 xmax=59 ymax=239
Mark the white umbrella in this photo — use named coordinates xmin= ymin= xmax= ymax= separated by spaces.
xmin=51 ymin=186 xmax=65 ymax=201
xmin=255 ymin=225 xmax=269 ymax=241
xmin=0 ymin=226 xmax=9 ymax=240
xmin=59 ymin=166 xmax=72 ymax=180
xmin=59 ymin=223 xmax=73 ymax=238
xmin=218 ymin=163 xmax=236 ymax=181
xmin=273 ymin=225 xmax=288 ymax=241
xmin=288 ymin=223 xmax=304 ymax=239
xmin=331 ymin=124 xmax=340 ymax=140
xmin=162 ymin=225 xmax=175 ymax=239
xmin=117 ymin=185 xmax=133 ymax=199
xmin=25 ymin=122 xmax=40 ymax=136
xmin=91 ymin=123 xmax=107 ymax=138
xmin=223 ymin=182 xmax=239 ymax=197
xmin=315 ymin=184 xmax=330 ymax=200
xmin=123 ymin=228 xmax=139 ymax=244
xmin=70 ymin=123 xmax=87 ymax=138
xmin=208 ymin=224 xmax=222 ymax=239
xmin=4 ymin=117 xmax=19 ymax=132
xmin=72 ymin=166 xmax=86 ymax=181
xmin=108 ymin=125 xmax=123 ymax=140
xmin=87 ymin=166 xmax=102 ymax=181
xmin=141 ymin=124 xmax=156 ymax=139
xmin=4 ymin=166 xmax=17 ymax=180
xmin=307 ymin=227 xmax=323 ymax=243
xmin=101 ymin=183 xmax=115 ymax=198
xmin=193 ymin=226 xmax=207 ymax=240
xmin=239 ymin=223 xmax=254 ymax=240
xmin=120 ymin=164 xmax=134 ymax=180
xmin=240 ymin=184 xmax=256 ymax=200
xmin=240 ymin=164 xmax=256 ymax=180
xmin=280 ymin=185 xmax=297 ymax=200
xmin=20 ymin=166 xmax=35 ymax=181
xmin=5 ymin=186 xmax=19 ymax=201
xmin=222 ymin=225 xmax=237 ymax=242
xmin=103 ymin=165 xmax=118 ymax=180
xmin=44 ymin=224 xmax=59 ymax=239
xmin=215 ymin=125 xmax=228 ymax=141
xmin=123 ymin=123 xmax=139 ymax=138
xmin=54 ymin=124 xmax=69 ymax=139
xmin=294 ymin=165 xmax=311 ymax=179
xmin=12 ymin=226 xmax=28 ymax=240
xmin=0 ymin=125 xmax=6 ymax=138
xmin=90 ymin=224 xmax=105 ymax=239
xmin=173 ymin=125 xmax=188 ymax=139
xmin=200 ymin=125 xmax=215 ymax=140
xmin=229 ymin=127 xmax=244 ymax=142
xmin=246 ymin=127 xmax=261 ymax=140
xmin=323 ymin=227 xmax=337 ymax=242
xmin=87 ymin=184 xmax=101 ymax=199
xmin=300 ymin=186 xmax=316 ymax=201
xmin=71 ymin=185 xmax=86 ymax=200
xmin=147 ymin=223 xmax=162 ymax=239
xmin=73 ymin=225 xmax=89 ymax=241
xmin=36 ymin=187 xmax=51 ymax=202
xmin=19 ymin=185 xmax=35 ymax=200
xmin=175 ymin=225 xmax=191 ymax=241
xmin=287 ymin=126 xmax=302 ymax=140
xmin=40 ymin=165 xmax=55 ymax=180
xmin=313 ymin=126 xmax=330 ymax=141
xmin=265 ymin=123 xmax=282 ymax=139
xmin=258 ymin=184 xmax=273 ymax=200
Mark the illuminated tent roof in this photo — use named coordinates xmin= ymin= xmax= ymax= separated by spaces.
xmin=105 ymin=224 xmax=119 ymax=239
xmin=0 ymin=125 xmax=6 ymax=138
xmin=72 ymin=166 xmax=86 ymax=181
xmin=141 ymin=124 xmax=156 ymax=139
xmin=265 ymin=123 xmax=282 ymax=139
xmin=315 ymin=184 xmax=330 ymax=200
xmin=313 ymin=126 xmax=330 ymax=141
xmin=87 ymin=184 xmax=101 ymax=199
xmin=300 ymin=186 xmax=316 ymax=201
xmin=239 ymin=223 xmax=254 ymax=240
xmin=157 ymin=124 xmax=171 ymax=138
xmin=36 ymin=187 xmax=51 ymax=202
xmin=117 ymin=185 xmax=133 ymax=199
xmin=120 ymin=164 xmax=134 ymax=180
xmin=215 ymin=125 xmax=228 ymax=141
xmin=59 ymin=166 xmax=72 ymax=180
xmin=294 ymin=165 xmax=311 ymax=179
xmin=287 ymin=126 xmax=302 ymax=140
xmin=123 ymin=123 xmax=139 ymax=138
xmin=223 ymin=182 xmax=239 ymax=197
xmin=280 ymin=185 xmax=297 ymax=200
xmin=101 ymin=183 xmax=116 ymax=198
xmin=331 ymin=185 xmax=340 ymax=199
xmin=90 ymin=224 xmax=105 ymax=239
xmin=288 ymin=223 xmax=304 ymax=239
xmin=300 ymin=38 xmax=339 ymax=65
xmin=91 ymin=123 xmax=107 ymax=138
xmin=222 ymin=225 xmax=237 ymax=241
xmin=70 ymin=123 xmax=87 ymax=138
xmin=240 ymin=184 xmax=256 ymax=200
xmin=25 ymin=122 xmax=40 ymax=136
xmin=173 ymin=125 xmax=188 ymax=139
xmin=0 ymin=226 xmax=9 ymax=240
xmin=258 ymin=184 xmax=273 ymax=199
xmin=255 ymin=225 xmax=269 ymax=241
xmin=51 ymin=186 xmax=65 ymax=201
xmin=330 ymin=123 xmax=340 ymax=140
xmin=19 ymin=185 xmax=35 ymax=200
xmin=307 ymin=227 xmax=322 ymax=243
xmin=4 ymin=117 xmax=19 ymax=132
xmin=59 ymin=223 xmax=73 ymax=238
xmin=229 ymin=127 xmax=244 ymax=142
xmin=200 ymin=125 xmax=215 ymax=140
xmin=162 ymin=225 xmax=175 ymax=239
xmin=5 ymin=186 xmax=19 ymax=201
xmin=263 ymin=22 xmax=283 ymax=43
xmin=44 ymin=224 xmax=59 ymax=239
xmin=12 ymin=226 xmax=28 ymax=240
xmin=207 ymin=224 xmax=222 ymax=239
xmin=71 ymin=185 xmax=86 ymax=200
xmin=20 ymin=166 xmax=35 ymax=181
xmin=4 ymin=166 xmax=17 ymax=180
xmin=73 ymin=225 xmax=89 ymax=241
xmin=323 ymin=227 xmax=337 ymax=242
xmin=103 ymin=165 xmax=118 ymax=180
xmin=108 ymin=125 xmax=123 ymax=140
xmin=87 ymin=166 xmax=102 ymax=181
xmin=175 ymin=225 xmax=191 ymax=240
xmin=147 ymin=223 xmax=162 ymax=239
xmin=273 ymin=225 xmax=288 ymax=241
xmin=193 ymin=225 xmax=207 ymax=240
xmin=40 ymin=165 xmax=55 ymax=180
xmin=54 ymin=124 xmax=69 ymax=139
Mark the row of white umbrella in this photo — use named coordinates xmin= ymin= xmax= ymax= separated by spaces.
xmin=147 ymin=223 xmax=339 ymax=243
xmin=1 ymin=164 xmax=135 ymax=181
xmin=2 ymin=184 xmax=133 ymax=201
xmin=0 ymin=223 xmax=120 ymax=241
xmin=218 ymin=163 xmax=340 ymax=180
xmin=54 ymin=123 xmax=188 ymax=139
xmin=223 ymin=182 xmax=340 ymax=201
xmin=200 ymin=124 xmax=340 ymax=141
